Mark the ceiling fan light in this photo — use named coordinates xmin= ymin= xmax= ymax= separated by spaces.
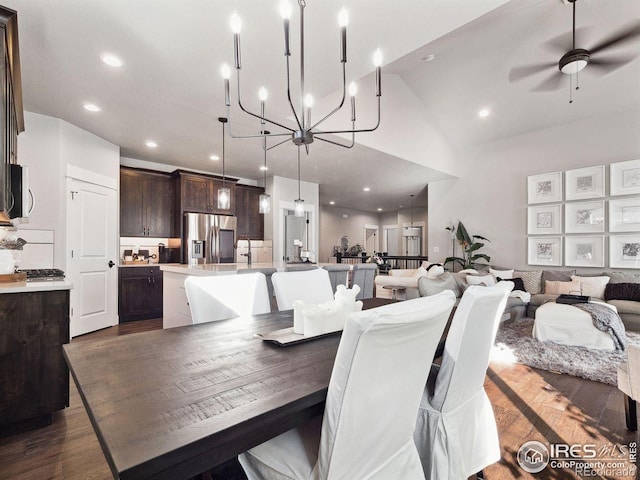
xmin=561 ymin=59 xmax=588 ymax=74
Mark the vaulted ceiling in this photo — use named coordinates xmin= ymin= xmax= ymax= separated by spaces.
xmin=6 ymin=0 xmax=640 ymax=212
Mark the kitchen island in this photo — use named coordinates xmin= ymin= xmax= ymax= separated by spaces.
xmin=0 ymin=279 xmax=73 ymax=436
xmin=160 ymin=263 xmax=320 ymax=328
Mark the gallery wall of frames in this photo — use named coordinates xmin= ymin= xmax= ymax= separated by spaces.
xmin=527 ymin=159 xmax=640 ymax=269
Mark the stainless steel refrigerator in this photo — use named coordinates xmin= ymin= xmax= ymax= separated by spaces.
xmin=184 ymin=213 xmax=237 ymax=264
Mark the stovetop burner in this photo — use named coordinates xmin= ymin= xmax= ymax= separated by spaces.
xmin=18 ymin=268 xmax=66 ymax=281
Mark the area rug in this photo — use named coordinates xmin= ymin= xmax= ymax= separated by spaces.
xmin=491 ymin=318 xmax=640 ymax=386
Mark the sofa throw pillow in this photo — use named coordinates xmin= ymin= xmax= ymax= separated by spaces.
xmin=418 ymin=272 xmax=462 ymax=298
xmin=541 ymin=270 xmax=576 ymax=293
xmin=466 ymin=274 xmax=496 ymax=287
xmin=604 ymin=282 xmax=640 ymax=301
xmin=513 ymin=270 xmax=542 ymax=294
xmin=571 ymin=275 xmax=609 ymax=299
xmin=544 ymin=278 xmax=581 ymax=295
xmin=498 ymin=276 xmax=525 ymax=292
xmin=490 ymin=268 xmax=513 ymax=280
xmin=609 ymin=272 xmax=640 ymax=284
xmin=414 ymin=267 xmax=428 ymax=278
xmin=426 ymin=264 xmax=445 ymax=279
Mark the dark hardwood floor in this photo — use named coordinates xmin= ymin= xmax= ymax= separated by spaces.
xmin=0 ymin=318 xmax=637 ymax=480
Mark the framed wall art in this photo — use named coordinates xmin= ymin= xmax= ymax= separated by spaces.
xmin=564 ymin=236 xmax=604 ymax=268
xmin=610 ymin=159 xmax=640 ymax=196
xmin=528 ymin=236 xmax=562 ymax=266
xmin=527 ymin=204 xmax=562 ymax=235
xmin=609 ymin=198 xmax=640 ymax=232
xmin=527 ymin=171 xmax=563 ymax=204
xmin=564 ymin=200 xmax=604 ymax=233
xmin=610 ymin=235 xmax=640 ymax=269
xmin=565 ymin=165 xmax=605 ymax=200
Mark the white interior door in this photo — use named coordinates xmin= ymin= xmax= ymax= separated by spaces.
xmin=67 ymin=177 xmax=118 ymax=337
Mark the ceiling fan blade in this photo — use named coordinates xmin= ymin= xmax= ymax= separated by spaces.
xmin=589 ymin=23 xmax=640 ymax=55
xmin=508 ymin=62 xmax=557 ymax=82
xmin=531 ymin=72 xmax=565 ymax=92
xmin=542 ymin=27 xmax=592 ymax=55
xmin=588 ymin=54 xmax=638 ymax=75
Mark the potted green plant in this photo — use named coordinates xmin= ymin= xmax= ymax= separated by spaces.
xmin=444 ymin=221 xmax=490 ymax=271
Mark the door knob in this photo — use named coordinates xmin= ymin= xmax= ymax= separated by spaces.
xmin=108 ymin=260 xmax=116 ymax=268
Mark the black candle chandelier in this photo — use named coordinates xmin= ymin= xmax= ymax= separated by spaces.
xmin=221 ymin=0 xmax=383 ymax=154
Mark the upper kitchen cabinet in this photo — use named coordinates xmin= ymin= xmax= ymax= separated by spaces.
xmin=235 ymin=184 xmax=264 ymax=240
xmin=120 ymin=167 xmax=174 ymax=237
xmin=0 ymin=7 xmax=24 ymax=226
xmin=174 ymin=170 xmax=236 ymax=216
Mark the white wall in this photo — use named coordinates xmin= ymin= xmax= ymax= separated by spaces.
xmin=270 ymin=175 xmax=319 ymax=262
xmin=319 ymin=206 xmax=381 ymax=261
xmin=428 ymin=108 xmax=640 ymax=270
xmin=15 ymin=112 xmax=120 ymax=270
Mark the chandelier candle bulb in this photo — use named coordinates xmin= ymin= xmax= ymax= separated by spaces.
xmin=221 ymin=64 xmax=231 ymax=106
xmin=231 ymin=12 xmax=242 ymax=69
xmin=304 ymin=94 xmax=313 ymax=128
xmin=374 ymin=49 xmax=382 ymax=97
xmin=339 ymin=8 xmax=348 ymax=63
xmin=349 ymin=82 xmax=357 ymax=121
xmin=280 ymin=1 xmax=292 ymax=56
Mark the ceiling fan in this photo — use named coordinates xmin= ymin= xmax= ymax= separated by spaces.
xmin=508 ymin=0 xmax=640 ymax=101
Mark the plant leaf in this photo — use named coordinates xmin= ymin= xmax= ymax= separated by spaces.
xmin=473 ymin=235 xmax=491 ymax=242
xmin=456 ymin=221 xmax=473 ymax=246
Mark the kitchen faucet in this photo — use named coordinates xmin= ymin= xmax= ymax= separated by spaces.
xmin=236 ymin=235 xmax=252 ymax=266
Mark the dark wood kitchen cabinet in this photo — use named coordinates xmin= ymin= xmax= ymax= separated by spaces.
xmin=0 ymin=7 xmax=24 ymax=226
xmin=175 ymin=171 xmax=236 ymax=216
xmin=118 ymin=266 xmax=163 ymax=322
xmin=235 ymin=184 xmax=265 ymax=239
xmin=0 ymin=289 xmax=70 ymax=436
xmin=120 ymin=167 xmax=174 ymax=237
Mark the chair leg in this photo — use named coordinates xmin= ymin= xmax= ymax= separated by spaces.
xmin=476 ymin=470 xmax=485 ymax=479
xmin=624 ymin=394 xmax=637 ymax=432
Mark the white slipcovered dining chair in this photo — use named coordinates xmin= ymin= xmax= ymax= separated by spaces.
xmin=617 ymin=344 xmax=639 ymax=431
xmin=271 ymin=268 xmax=334 ymax=311
xmin=238 ymin=291 xmax=456 ymax=479
xmin=414 ymin=281 xmax=512 ymax=479
xmin=184 ymin=272 xmax=271 ymax=324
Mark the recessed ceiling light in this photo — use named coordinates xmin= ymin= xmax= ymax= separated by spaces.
xmin=260 ymin=165 xmax=268 ymax=171
xmin=377 ymin=208 xmax=382 ymax=211
xmin=83 ymin=103 xmax=101 ymax=112
xmin=145 ymin=140 xmax=158 ymax=148
xmin=100 ymin=53 xmax=123 ymax=67
xmin=363 ymin=187 xmax=370 ymax=192
xmin=421 ymin=54 xmax=435 ymax=62
xmin=478 ymin=108 xmax=490 ymax=118
xmin=210 ymin=154 xmax=220 ymax=161
xmin=329 ymin=201 xmax=335 ymax=205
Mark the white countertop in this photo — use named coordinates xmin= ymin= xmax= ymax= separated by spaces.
xmin=160 ymin=262 xmax=326 ymax=276
xmin=0 ymin=279 xmax=74 ymax=293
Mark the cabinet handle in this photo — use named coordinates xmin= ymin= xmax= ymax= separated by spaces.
xmin=148 ymin=277 xmax=151 ymax=285
xmin=152 ymin=276 xmax=156 ymax=285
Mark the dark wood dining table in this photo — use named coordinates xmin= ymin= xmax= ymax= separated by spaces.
xmin=63 ymin=298 xmax=394 ymax=480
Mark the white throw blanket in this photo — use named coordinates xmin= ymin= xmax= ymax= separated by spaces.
xmin=509 ymin=290 xmax=531 ymax=303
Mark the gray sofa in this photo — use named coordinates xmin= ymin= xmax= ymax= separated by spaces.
xmin=524 ymin=269 xmax=640 ymax=332
xmin=417 ymin=272 xmax=527 ymax=323
xmin=417 ymin=269 xmax=640 ymax=332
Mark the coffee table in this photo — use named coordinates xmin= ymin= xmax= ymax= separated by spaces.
xmin=382 ymin=285 xmax=406 ymax=300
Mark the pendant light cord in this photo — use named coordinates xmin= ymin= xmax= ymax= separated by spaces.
xmin=297 ymin=147 xmax=301 ymax=199
xmin=222 ymin=121 xmax=226 ymax=187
